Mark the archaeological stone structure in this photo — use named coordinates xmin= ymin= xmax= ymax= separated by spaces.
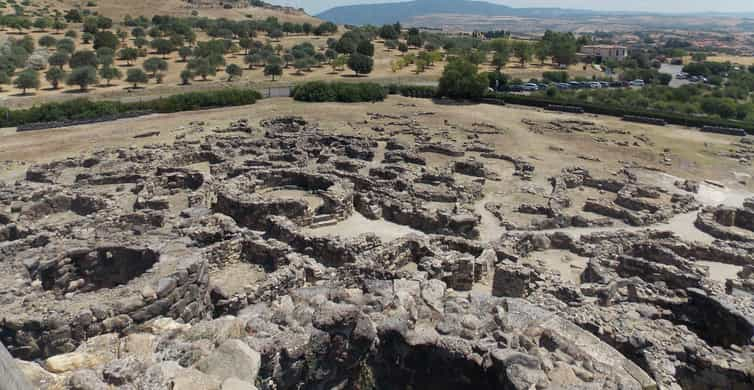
xmin=0 ymin=114 xmax=752 ymax=390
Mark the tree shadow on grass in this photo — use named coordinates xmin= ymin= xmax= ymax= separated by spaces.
xmin=62 ymin=88 xmax=94 ymax=94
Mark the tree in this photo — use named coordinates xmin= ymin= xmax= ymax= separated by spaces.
xmin=534 ymin=41 xmax=549 ymax=65
xmin=512 ymin=41 xmax=533 ymax=67
xmin=407 ymin=34 xmax=423 ymax=48
xmin=94 ymin=31 xmax=119 ymax=51
xmin=14 ymin=68 xmax=40 ymax=94
xmin=347 ymin=53 xmax=374 ymax=76
xmin=48 ymin=52 xmax=69 ymax=69
xmin=268 ymin=29 xmax=283 ymax=40
xmin=33 ymin=17 xmax=50 ymax=32
xmin=131 ymin=27 xmax=146 ymax=38
xmin=293 ymin=57 xmax=314 ymax=74
xmin=331 ymin=54 xmax=348 ymax=72
xmin=143 ymin=57 xmax=168 ymax=77
xmin=178 ymin=46 xmax=193 ymax=62
xmin=99 ymin=65 xmax=122 ymax=85
xmin=117 ymin=29 xmax=129 ymax=44
xmin=133 ymin=37 xmax=149 ymax=49
xmin=379 ymin=24 xmax=399 ymax=40
xmin=398 ymin=42 xmax=409 ymax=53
xmin=126 ymin=68 xmax=148 ymax=88
xmin=81 ymin=32 xmax=94 ymax=45
xmin=52 ymin=19 xmax=67 ymax=33
xmin=437 ymin=58 xmax=487 ymax=99
xmin=491 ymin=51 xmax=509 ymax=72
xmin=264 ymin=63 xmax=282 ymax=81
xmin=67 ymin=66 xmax=98 ymax=91
xmin=118 ymin=48 xmax=138 ymax=66
xmin=225 ymin=63 xmax=242 ymax=81
xmin=0 ymin=72 xmax=10 ymax=92
xmin=56 ymin=38 xmax=76 ymax=54
xmin=151 ymin=38 xmax=175 ymax=59
xmin=245 ymin=53 xmax=263 ymax=69
xmin=356 ymin=40 xmax=375 ymax=57
xmin=38 ymin=35 xmax=57 ymax=48
xmin=64 ymin=9 xmax=82 ymax=23
xmin=180 ymin=69 xmax=193 ymax=85
xmin=69 ymin=50 xmax=99 ymax=69
xmin=188 ymin=57 xmax=214 ymax=80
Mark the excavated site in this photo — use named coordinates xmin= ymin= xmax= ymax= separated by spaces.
xmin=1 ymin=100 xmax=753 ymax=390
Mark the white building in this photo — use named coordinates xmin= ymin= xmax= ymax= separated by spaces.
xmin=580 ymin=45 xmax=628 ymax=62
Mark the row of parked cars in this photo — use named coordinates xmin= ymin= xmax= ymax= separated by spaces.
xmin=675 ymin=72 xmax=709 ymax=83
xmin=506 ymin=80 xmax=645 ymax=92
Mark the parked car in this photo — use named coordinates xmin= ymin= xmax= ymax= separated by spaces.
xmin=556 ymin=83 xmax=571 ymax=90
xmin=522 ymin=83 xmax=539 ymax=91
xmin=629 ymin=79 xmax=645 ymax=87
xmin=588 ymin=82 xmax=602 ymax=89
xmin=599 ymin=81 xmax=610 ymax=88
xmin=568 ymin=81 xmax=583 ymax=89
xmin=508 ymin=85 xmax=525 ymax=92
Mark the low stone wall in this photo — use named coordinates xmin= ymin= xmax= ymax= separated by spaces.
xmin=623 ymin=115 xmax=667 ymax=126
xmin=695 ymin=207 xmax=754 ymax=242
xmin=701 ymin=125 xmax=747 ymax=137
xmin=1 ymin=253 xmax=212 ymax=360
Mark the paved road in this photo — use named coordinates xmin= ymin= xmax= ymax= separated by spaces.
xmin=659 ymin=64 xmax=691 ymax=88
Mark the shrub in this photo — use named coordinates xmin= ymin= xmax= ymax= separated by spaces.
xmin=386 ymin=84 xmax=437 ymax=98
xmin=292 ymin=81 xmax=386 ymax=102
xmin=0 ymin=89 xmax=263 ymax=128
xmin=437 ymin=58 xmax=487 ymax=100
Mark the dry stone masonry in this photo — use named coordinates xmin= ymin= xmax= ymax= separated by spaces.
xmin=0 ymin=114 xmax=752 ymax=389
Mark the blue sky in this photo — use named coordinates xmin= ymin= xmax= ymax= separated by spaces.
xmin=271 ymin=0 xmax=754 ymax=15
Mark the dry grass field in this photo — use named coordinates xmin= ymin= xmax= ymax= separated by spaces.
xmin=1 ymin=95 xmax=749 ymax=196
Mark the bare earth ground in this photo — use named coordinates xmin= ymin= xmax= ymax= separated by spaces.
xmin=1 ymin=96 xmax=751 ymax=197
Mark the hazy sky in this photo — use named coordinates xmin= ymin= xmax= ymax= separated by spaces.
xmin=272 ymin=0 xmax=754 ymax=15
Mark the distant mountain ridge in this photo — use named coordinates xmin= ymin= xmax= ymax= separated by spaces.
xmin=316 ymin=0 xmax=604 ymax=26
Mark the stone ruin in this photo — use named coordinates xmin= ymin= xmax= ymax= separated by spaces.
xmin=0 ymin=115 xmax=752 ymax=389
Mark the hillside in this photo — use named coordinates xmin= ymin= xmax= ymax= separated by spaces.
xmin=316 ymin=0 xmax=595 ymax=26
xmin=36 ymin=0 xmax=321 ymax=24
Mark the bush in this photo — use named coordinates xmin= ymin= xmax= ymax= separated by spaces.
xmin=484 ymin=92 xmax=754 ymax=134
xmin=292 ymin=81 xmax=386 ymax=102
xmin=437 ymin=58 xmax=487 ymax=100
xmin=386 ymin=84 xmax=437 ymax=98
xmin=0 ymin=89 xmax=263 ymax=128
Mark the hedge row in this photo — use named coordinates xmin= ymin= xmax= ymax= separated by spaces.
xmin=291 ymin=81 xmax=387 ymax=102
xmin=486 ymin=93 xmax=754 ymax=134
xmin=0 ymin=88 xmax=263 ymax=128
xmin=386 ymin=84 xmax=438 ymax=98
